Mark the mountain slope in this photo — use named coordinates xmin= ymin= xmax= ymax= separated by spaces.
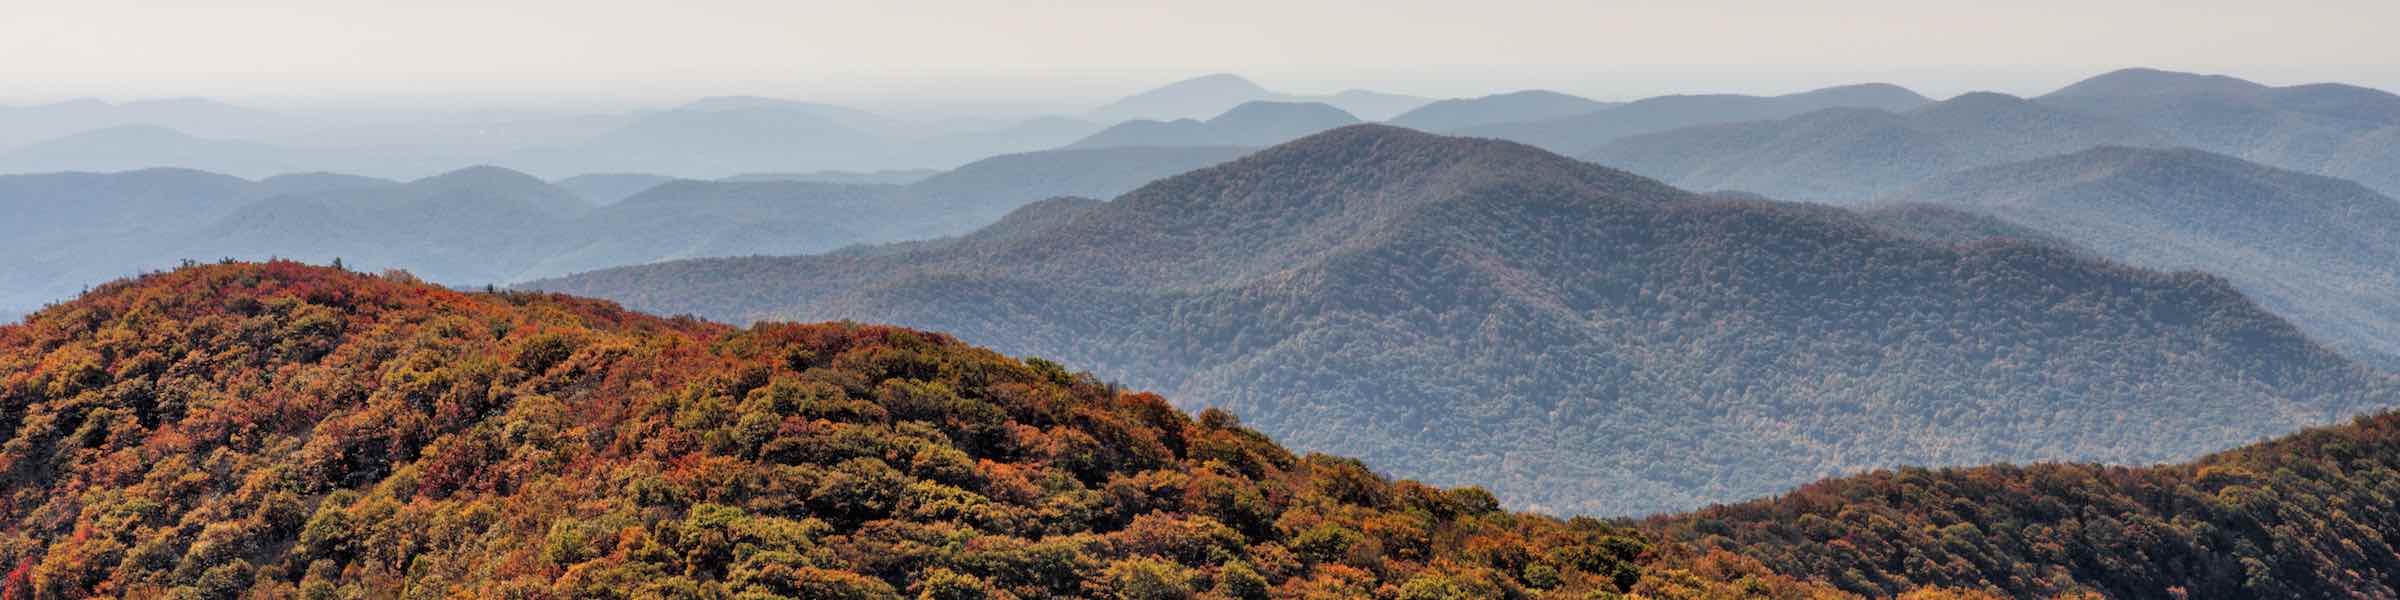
xmin=1460 ymin=83 xmax=1931 ymax=155
xmin=1387 ymin=90 xmax=1618 ymax=132
xmin=0 ymin=261 xmax=1710 ymax=599
xmin=1 ymin=144 xmax=1249 ymax=315
xmin=1649 ymin=409 xmax=2400 ymax=598
xmin=554 ymin=173 xmax=676 ymax=205
xmin=533 ymin=126 xmax=2399 ymax=515
xmin=1580 ymin=92 xmax=2174 ymax=201
xmin=2038 ymin=68 xmax=2400 ymax=196
xmin=182 ymin=166 xmax=592 ymax=284
xmin=1886 ymin=146 xmax=2400 ymax=368
xmin=1067 ymin=102 xmax=1361 ymax=150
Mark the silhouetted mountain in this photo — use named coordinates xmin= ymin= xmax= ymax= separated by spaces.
xmin=1322 ymin=88 xmax=1435 ymax=121
xmin=554 ymin=173 xmax=676 ymax=205
xmin=0 ymin=167 xmax=256 ymax=241
xmin=0 ymin=143 xmax=1252 ymax=315
xmin=718 ymin=169 xmax=939 ymax=185
xmin=2039 ymin=68 xmax=2400 ymax=195
xmin=1581 ymin=92 xmax=2172 ymax=201
xmin=0 ymin=97 xmax=303 ymax=147
xmin=0 ymin=125 xmax=317 ymax=178
xmin=1088 ymin=74 xmax=1428 ymax=123
xmin=532 ymin=126 xmax=2397 ymax=515
xmin=1068 ymin=101 xmax=1361 ymax=149
xmin=1387 ymin=90 xmax=1618 ymax=132
xmin=1888 ymin=146 xmax=2400 ymax=368
xmin=184 ymin=165 xmax=591 ymax=283
xmin=1088 ymin=74 xmax=1283 ymax=121
xmin=1461 ymin=83 xmax=1931 ymax=155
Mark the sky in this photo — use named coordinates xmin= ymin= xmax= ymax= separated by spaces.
xmin=5 ymin=0 xmax=2397 ymax=111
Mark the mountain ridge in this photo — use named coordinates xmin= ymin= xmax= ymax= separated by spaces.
xmin=533 ymin=125 xmax=2398 ymax=515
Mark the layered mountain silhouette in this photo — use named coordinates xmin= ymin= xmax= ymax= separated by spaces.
xmin=1088 ymin=73 xmax=1430 ymax=122
xmin=1067 ymin=101 xmax=1362 ymax=149
xmin=2037 ymin=68 xmax=2400 ymax=196
xmin=1387 ymin=90 xmax=1618 ymax=132
xmin=0 ymin=97 xmax=304 ymax=147
xmin=553 ymin=173 xmax=676 ymax=205
xmin=0 ymin=146 xmax=1247 ymax=313
xmin=1883 ymin=146 xmax=2400 ymax=368
xmin=1581 ymin=92 xmax=2174 ymax=201
xmin=532 ymin=126 xmax=2399 ymax=515
xmin=1459 ymin=83 xmax=1932 ymax=155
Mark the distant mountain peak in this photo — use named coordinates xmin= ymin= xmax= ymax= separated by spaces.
xmin=1163 ymin=73 xmax=1270 ymax=92
xmin=1206 ymin=100 xmax=1360 ymax=126
xmin=2045 ymin=67 xmax=2271 ymax=98
xmin=415 ymin=164 xmax=549 ymax=187
xmin=1798 ymin=82 xmax=1931 ymax=103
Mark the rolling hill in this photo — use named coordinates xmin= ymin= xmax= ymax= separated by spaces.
xmin=0 ymin=145 xmax=1251 ymax=314
xmin=1088 ymin=74 xmax=1429 ymax=122
xmin=17 ymin=261 xmax=2400 ymax=598
xmin=532 ymin=125 xmax=2400 ymax=515
xmin=1458 ymin=83 xmax=1931 ymax=155
xmin=0 ymin=97 xmax=304 ymax=147
xmin=1580 ymin=92 xmax=2173 ymax=202
xmin=0 ymin=261 xmax=1703 ymax=598
xmin=1066 ymin=102 xmax=1361 ymax=150
xmin=1386 ymin=90 xmax=1618 ymax=132
xmin=2038 ymin=68 xmax=2400 ymax=196
xmin=1884 ymin=146 xmax=2400 ymax=369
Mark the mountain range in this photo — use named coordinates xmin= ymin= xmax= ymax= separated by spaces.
xmin=1880 ymin=146 xmax=2400 ymax=368
xmin=1066 ymin=101 xmax=1362 ymax=149
xmin=2039 ymin=68 xmax=2400 ymax=196
xmin=0 ymin=145 xmax=1250 ymax=313
xmin=18 ymin=257 xmax=2400 ymax=597
xmin=1574 ymin=69 xmax=2400 ymax=202
xmin=531 ymin=125 xmax=2400 ymax=515
xmin=1580 ymin=92 xmax=2175 ymax=202
xmin=1085 ymin=73 xmax=1430 ymax=122
xmin=1457 ymin=83 xmax=1934 ymax=155
xmin=1386 ymin=89 xmax=1619 ymax=132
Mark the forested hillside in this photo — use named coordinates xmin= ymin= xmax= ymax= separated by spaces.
xmin=0 ymin=261 xmax=1757 ymax=599
xmin=533 ymin=125 xmax=2400 ymax=515
xmin=22 ymin=261 xmax=2400 ymax=598
xmin=1579 ymin=93 xmax=2172 ymax=202
xmin=1651 ymin=409 xmax=2400 ymax=598
xmin=1887 ymin=146 xmax=2400 ymax=369
xmin=1459 ymin=83 xmax=1931 ymax=155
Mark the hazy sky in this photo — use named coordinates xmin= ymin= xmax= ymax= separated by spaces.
xmin=6 ymin=0 xmax=2396 ymax=110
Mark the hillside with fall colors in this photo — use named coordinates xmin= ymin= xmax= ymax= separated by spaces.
xmin=0 ymin=261 xmax=1763 ymax=599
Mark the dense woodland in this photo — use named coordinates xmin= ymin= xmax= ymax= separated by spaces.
xmin=534 ymin=126 xmax=2400 ymax=515
xmin=1652 ymin=410 xmax=2400 ymax=598
xmin=1887 ymin=146 xmax=2400 ymax=368
xmin=0 ymin=262 xmax=1748 ymax=599
xmin=15 ymin=262 xmax=2400 ymax=598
